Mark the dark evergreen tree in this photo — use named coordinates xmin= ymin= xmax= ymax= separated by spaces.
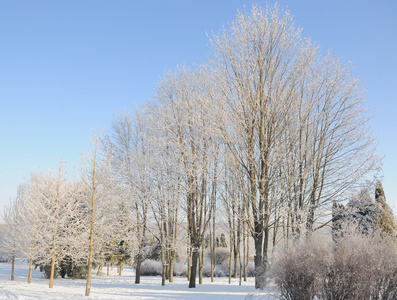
xmin=332 ymin=201 xmax=345 ymax=242
xmin=219 ymin=233 xmax=228 ymax=248
xmin=345 ymin=189 xmax=378 ymax=234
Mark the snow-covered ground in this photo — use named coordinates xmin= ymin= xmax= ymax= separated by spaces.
xmin=0 ymin=262 xmax=279 ymax=299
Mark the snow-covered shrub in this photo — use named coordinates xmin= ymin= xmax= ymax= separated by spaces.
xmin=246 ymin=261 xmax=255 ymax=277
xmin=204 ymin=247 xmax=230 ymax=266
xmin=201 ymin=263 xmax=212 ymax=277
xmin=270 ymin=234 xmax=331 ymax=300
xmin=139 ymin=259 xmax=162 ymax=276
xmin=214 ymin=264 xmax=228 ymax=277
xmin=270 ymin=230 xmax=397 ymax=299
xmin=322 ymin=233 xmax=397 ymax=300
xmin=172 ymin=262 xmax=188 ymax=277
xmin=214 ymin=248 xmax=230 ymax=266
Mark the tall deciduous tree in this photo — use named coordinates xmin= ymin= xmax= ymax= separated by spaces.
xmin=104 ymin=110 xmax=150 ymax=284
xmin=78 ymin=131 xmax=124 ymax=296
xmin=208 ymin=4 xmax=379 ymax=288
xmin=154 ymin=67 xmax=216 ymax=288
xmin=19 ymin=163 xmax=71 ymax=288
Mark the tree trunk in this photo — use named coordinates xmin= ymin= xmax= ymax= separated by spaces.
xmin=169 ymin=248 xmax=175 ymax=283
xmin=161 ymin=263 xmax=166 ymax=286
xmin=210 ymin=236 xmax=215 ymax=282
xmin=244 ymin=233 xmax=249 ymax=281
xmin=199 ymin=246 xmax=203 ymax=284
xmin=211 ymin=169 xmax=217 ymax=283
xmin=254 ymin=233 xmax=265 ymax=289
xmin=233 ymin=241 xmax=238 ymax=278
xmin=11 ymin=255 xmax=15 ymax=281
xmin=107 ymin=264 xmax=110 ymax=276
xmin=96 ymin=264 xmax=102 ymax=276
xmin=228 ymin=237 xmax=233 ymax=284
xmin=187 ymin=246 xmax=191 ymax=282
xmin=233 ymin=207 xmax=238 ymax=279
xmin=188 ymin=249 xmax=198 ymax=288
xmin=161 ymin=237 xmax=166 ymax=286
xmin=85 ymin=205 xmax=95 ymax=296
xmin=243 ymin=231 xmax=247 ymax=282
xmin=239 ymin=246 xmax=242 ymax=286
xmin=28 ymin=258 xmax=33 ymax=283
xmin=49 ymin=253 xmax=56 ymax=288
xmin=135 ymin=255 xmax=142 ymax=283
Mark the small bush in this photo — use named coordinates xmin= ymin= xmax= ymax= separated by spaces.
xmin=201 ymin=263 xmax=212 ymax=277
xmin=246 ymin=261 xmax=255 ymax=277
xmin=206 ymin=247 xmax=230 ymax=266
xmin=139 ymin=259 xmax=162 ymax=276
xmin=215 ymin=248 xmax=230 ymax=266
xmin=172 ymin=262 xmax=188 ymax=277
xmin=214 ymin=264 xmax=228 ymax=277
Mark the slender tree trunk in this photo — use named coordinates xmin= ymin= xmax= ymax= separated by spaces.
xmin=233 ymin=205 xmax=239 ymax=279
xmin=28 ymin=242 xmax=34 ymax=284
xmin=244 ymin=233 xmax=249 ymax=281
xmin=228 ymin=236 xmax=233 ymax=284
xmin=237 ymin=205 xmax=241 ymax=282
xmin=28 ymin=258 xmax=33 ymax=283
xmin=227 ymin=199 xmax=233 ymax=284
xmin=165 ymin=250 xmax=170 ymax=281
xmin=85 ymin=205 xmax=95 ymax=296
xmin=233 ymin=234 xmax=238 ymax=277
xmin=11 ymin=254 xmax=15 ymax=281
xmin=96 ymin=264 xmax=102 ymax=276
xmin=161 ymin=263 xmax=166 ymax=286
xmin=239 ymin=245 xmax=242 ymax=286
xmin=135 ymin=205 xmax=145 ymax=284
xmin=211 ymin=163 xmax=217 ymax=283
xmin=107 ymin=264 xmax=110 ymax=276
xmin=169 ymin=248 xmax=175 ymax=283
xmin=49 ymin=252 xmax=56 ymax=288
xmin=243 ymin=230 xmax=247 ymax=282
xmin=210 ymin=235 xmax=215 ymax=282
xmin=135 ymin=253 xmax=142 ymax=284
xmin=199 ymin=239 xmax=204 ymax=284
xmin=161 ymin=236 xmax=166 ymax=286
xmin=187 ymin=245 xmax=191 ymax=282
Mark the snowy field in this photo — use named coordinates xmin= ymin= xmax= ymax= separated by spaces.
xmin=0 ymin=262 xmax=279 ymax=299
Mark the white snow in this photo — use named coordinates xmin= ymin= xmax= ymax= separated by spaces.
xmin=0 ymin=262 xmax=279 ymax=299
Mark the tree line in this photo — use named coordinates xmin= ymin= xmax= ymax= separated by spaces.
xmin=0 ymin=4 xmax=382 ymax=295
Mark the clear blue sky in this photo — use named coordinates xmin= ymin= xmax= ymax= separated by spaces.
xmin=1 ymin=0 xmax=396 ymax=218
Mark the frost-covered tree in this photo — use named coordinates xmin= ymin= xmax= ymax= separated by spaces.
xmin=1 ymin=199 xmax=21 ymax=281
xmin=104 ymin=111 xmax=151 ymax=284
xmin=345 ymin=189 xmax=378 ymax=235
xmin=375 ymin=180 xmax=397 ymax=236
xmin=20 ymin=162 xmax=71 ymax=288
xmin=76 ymin=131 xmax=125 ymax=297
xmin=208 ymin=4 xmax=379 ymax=288
xmin=154 ymin=67 xmax=216 ymax=288
xmin=209 ymin=4 xmax=313 ymax=288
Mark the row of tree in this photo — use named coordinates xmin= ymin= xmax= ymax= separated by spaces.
xmin=1 ymin=4 xmax=382 ymax=294
xmin=1 ymin=135 xmax=133 ymax=296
